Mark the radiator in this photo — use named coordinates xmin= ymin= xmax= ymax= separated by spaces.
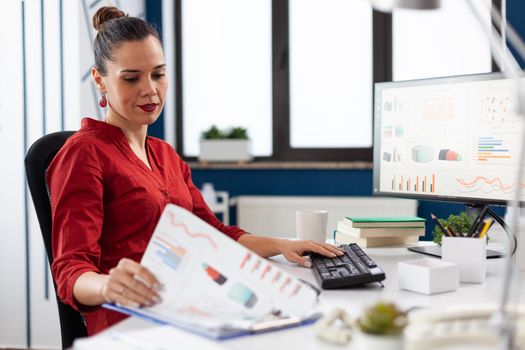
xmin=236 ymin=196 xmax=418 ymax=239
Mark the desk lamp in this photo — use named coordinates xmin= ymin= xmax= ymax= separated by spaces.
xmin=370 ymin=0 xmax=525 ymax=349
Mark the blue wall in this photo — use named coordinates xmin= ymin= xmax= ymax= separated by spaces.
xmin=507 ymin=0 xmax=525 ymax=68
xmin=190 ymin=168 xmax=505 ymax=240
xmin=145 ymin=1 xmax=165 ymax=139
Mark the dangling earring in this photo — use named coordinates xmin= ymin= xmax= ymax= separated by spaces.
xmin=99 ymin=93 xmax=107 ymax=108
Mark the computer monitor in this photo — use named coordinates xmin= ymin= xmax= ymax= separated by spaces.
xmin=373 ymin=72 xmax=524 ymax=207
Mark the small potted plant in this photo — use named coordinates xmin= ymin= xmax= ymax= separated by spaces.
xmin=353 ymin=301 xmax=407 ymax=350
xmin=199 ymin=125 xmax=252 ymax=163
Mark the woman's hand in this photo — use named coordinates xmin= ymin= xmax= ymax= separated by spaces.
xmin=278 ymin=240 xmax=344 ymax=268
xmin=101 ymin=258 xmax=162 ymax=308
xmin=238 ymin=234 xmax=344 ymax=268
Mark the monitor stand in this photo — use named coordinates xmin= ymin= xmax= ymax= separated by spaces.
xmin=407 ymin=245 xmax=504 ymax=259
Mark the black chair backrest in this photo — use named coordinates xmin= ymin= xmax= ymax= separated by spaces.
xmin=25 ymin=131 xmax=87 ymax=349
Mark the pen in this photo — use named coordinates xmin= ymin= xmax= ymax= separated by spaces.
xmin=453 ymin=223 xmax=465 ymax=237
xmin=477 ymin=218 xmax=493 ymax=239
xmin=430 ymin=213 xmax=453 ymax=237
xmin=467 ymin=207 xmax=488 ymax=237
xmin=446 ymin=225 xmax=459 ymax=237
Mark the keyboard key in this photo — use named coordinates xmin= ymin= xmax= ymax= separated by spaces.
xmin=324 ymin=259 xmax=335 ymax=267
xmin=333 ymin=257 xmax=345 ymax=266
xmin=347 ymin=265 xmax=360 ymax=275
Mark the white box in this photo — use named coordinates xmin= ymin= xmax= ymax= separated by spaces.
xmin=199 ymin=140 xmax=252 ymax=162
xmin=398 ymin=258 xmax=459 ymax=295
xmin=442 ymin=236 xmax=486 ymax=283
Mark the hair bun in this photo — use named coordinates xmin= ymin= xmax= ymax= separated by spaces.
xmin=92 ymin=6 xmax=126 ymax=31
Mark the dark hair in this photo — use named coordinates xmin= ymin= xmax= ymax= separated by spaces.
xmin=92 ymin=6 xmax=160 ymax=75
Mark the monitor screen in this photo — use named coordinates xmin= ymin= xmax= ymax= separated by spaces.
xmin=373 ymin=72 xmax=525 ymax=205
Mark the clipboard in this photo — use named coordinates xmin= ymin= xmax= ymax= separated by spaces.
xmin=103 ymin=303 xmax=322 ymax=340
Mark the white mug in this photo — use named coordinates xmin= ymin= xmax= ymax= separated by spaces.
xmin=296 ymin=210 xmax=328 ymax=242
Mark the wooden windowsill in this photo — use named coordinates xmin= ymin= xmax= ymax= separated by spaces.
xmin=188 ymin=161 xmax=372 ymax=170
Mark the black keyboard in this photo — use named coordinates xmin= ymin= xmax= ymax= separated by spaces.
xmin=311 ymin=243 xmax=386 ymax=289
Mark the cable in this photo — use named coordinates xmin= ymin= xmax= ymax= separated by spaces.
xmin=486 ymin=207 xmax=518 ymax=257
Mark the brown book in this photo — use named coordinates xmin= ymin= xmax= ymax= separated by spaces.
xmin=337 ymin=221 xmax=425 ymax=238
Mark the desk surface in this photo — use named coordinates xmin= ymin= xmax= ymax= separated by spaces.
xmin=74 ymin=243 xmax=521 ymax=350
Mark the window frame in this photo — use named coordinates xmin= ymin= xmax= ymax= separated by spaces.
xmin=173 ymin=0 xmax=500 ymax=162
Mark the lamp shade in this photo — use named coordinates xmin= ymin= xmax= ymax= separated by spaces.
xmin=370 ymin=0 xmax=441 ymax=12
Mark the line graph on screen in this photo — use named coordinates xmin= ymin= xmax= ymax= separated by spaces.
xmin=455 ymin=175 xmax=525 ymax=195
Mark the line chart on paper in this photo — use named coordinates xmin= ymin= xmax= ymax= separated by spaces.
xmin=167 ymin=211 xmax=219 ymax=251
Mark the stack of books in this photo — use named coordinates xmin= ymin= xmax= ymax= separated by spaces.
xmin=334 ymin=216 xmax=426 ymax=248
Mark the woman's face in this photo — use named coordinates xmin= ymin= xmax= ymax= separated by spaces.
xmin=93 ymin=35 xmax=167 ymax=126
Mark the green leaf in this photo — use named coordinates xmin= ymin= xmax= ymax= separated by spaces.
xmin=432 ymin=211 xmax=474 ymax=245
xmin=201 ymin=125 xmax=225 ymax=139
xmin=201 ymin=125 xmax=249 ymax=140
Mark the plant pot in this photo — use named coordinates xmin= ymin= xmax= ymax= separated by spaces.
xmin=199 ymin=139 xmax=253 ymax=162
xmin=353 ymin=330 xmax=404 ymax=350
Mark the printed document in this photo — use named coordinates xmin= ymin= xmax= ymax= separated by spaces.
xmin=106 ymin=204 xmax=318 ymax=336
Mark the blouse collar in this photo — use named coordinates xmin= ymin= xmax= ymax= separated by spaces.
xmin=81 ymin=117 xmax=127 ymax=140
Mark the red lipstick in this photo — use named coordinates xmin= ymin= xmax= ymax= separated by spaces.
xmin=138 ymin=103 xmax=158 ymax=113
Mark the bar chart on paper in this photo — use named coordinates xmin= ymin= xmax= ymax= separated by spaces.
xmin=152 ymin=237 xmax=187 ymax=271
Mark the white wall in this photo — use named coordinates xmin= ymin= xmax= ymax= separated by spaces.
xmin=0 ymin=0 xmax=144 ymax=348
xmin=0 ymin=1 xmax=26 ymax=347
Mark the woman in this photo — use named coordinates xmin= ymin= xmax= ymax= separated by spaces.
xmin=47 ymin=6 xmax=342 ymax=335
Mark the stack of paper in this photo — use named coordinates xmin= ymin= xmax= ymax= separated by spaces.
xmin=334 ymin=217 xmax=425 ymax=248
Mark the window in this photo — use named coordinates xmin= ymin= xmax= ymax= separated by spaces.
xmin=180 ymin=0 xmax=272 ymax=157
xmin=393 ymin=0 xmax=492 ymax=80
xmin=289 ymin=0 xmax=373 ymax=149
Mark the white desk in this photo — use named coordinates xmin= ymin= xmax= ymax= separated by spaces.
xmin=74 ymin=244 xmax=522 ymax=350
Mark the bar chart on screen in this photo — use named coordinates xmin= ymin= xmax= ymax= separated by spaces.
xmin=476 ymin=136 xmax=512 ymax=163
xmin=389 ymin=173 xmax=437 ymax=193
xmin=422 ymin=96 xmax=455 ymax=120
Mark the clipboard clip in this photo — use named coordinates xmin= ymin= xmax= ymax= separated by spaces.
xmin=249 ymin=312 xmax=323 ymax=333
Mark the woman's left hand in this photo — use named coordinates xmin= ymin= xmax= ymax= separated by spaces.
xmin=278 ymin=240 xmax=344 ymax=268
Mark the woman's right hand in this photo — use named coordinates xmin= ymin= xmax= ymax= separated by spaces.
xmin=101 ymin=258 xmax=162 ymax=308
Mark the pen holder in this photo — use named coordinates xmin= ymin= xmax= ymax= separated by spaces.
xmin=442 ymin=236 xmax=486 ymax=283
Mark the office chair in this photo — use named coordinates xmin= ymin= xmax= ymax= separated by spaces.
xmin=25 ymin=131 xmax=87 ymax=350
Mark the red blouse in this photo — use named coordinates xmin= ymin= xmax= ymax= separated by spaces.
xmin=47 ymin=118 xmax=246 ymax=335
